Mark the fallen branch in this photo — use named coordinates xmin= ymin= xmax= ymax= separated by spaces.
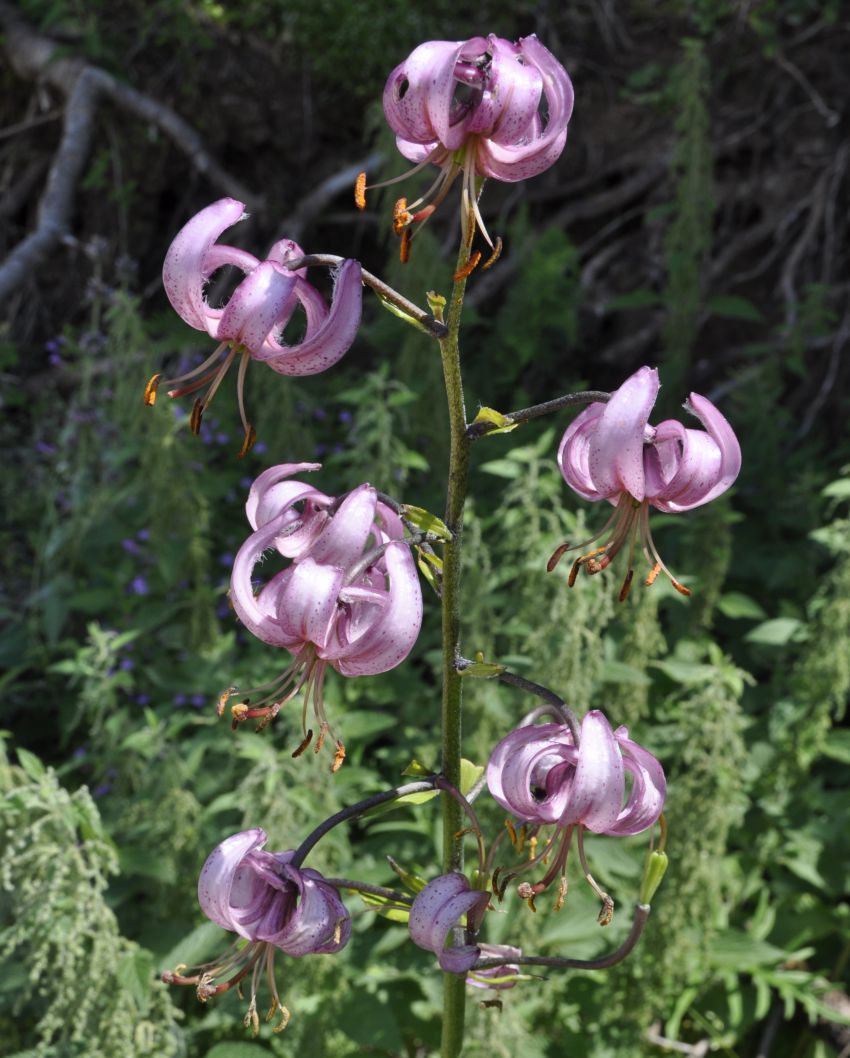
xmin=0 ymin=1 xmax=260 ymax=301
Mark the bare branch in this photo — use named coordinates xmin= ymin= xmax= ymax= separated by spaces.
xmin=0 ymin=0 xmax=260 ymax=301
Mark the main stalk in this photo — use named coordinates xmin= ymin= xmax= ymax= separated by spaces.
xmin=438 ymin=244 xmax=473 ymax=1058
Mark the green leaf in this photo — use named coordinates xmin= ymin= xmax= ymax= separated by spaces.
xmin=745 ymin=617 xmax=806 ymax=646
xmin=460 ymin=758 xmax=484 ymax=796
xmin=401 ymin=759 xmax=432 ymax=777
xmin=16 ymin=748 xmax=46 ymax=781
xmin=822 ymin=730 xmax=850 ymax=764
xmin=470 ymin=406 xmax=518 ymax=435
xmin=479 ymin=458 xmax=521 ymax=479
xmin=597 ymin=661 xmax=651 ymax=686
xmin=357 ymin=890 xmax=410 ymax=923
xmin=387 ymin=855 xmax=429 ymax=894
xmin=374 ymin=292 xmax=431 ymax=334
xmin=160 ymin=920 xmax=223 ymax=973
xmin=649 ymin=659 xmax=717 ymax=684
xmin=401 ymin=505 xmax=451 ymax=541
xmin=709 ymin=930 xmax=785 ymax=969
xmin=205 ymin=1044 xmax=274 ymax=1058
xmin=822 ymin=478 xmax=850 ymax=499
xmin=717 ymin=591 xmax=767 ymax=620
xmin=341 ymin=711 xmax=397 ymax=741
xmin=458 ymin=653 xmax=505 ymax=678
xmin=116 ymin=947 xmax=155 ymax=1009
xmin=707 ymin=294 xmax=763 ymax=321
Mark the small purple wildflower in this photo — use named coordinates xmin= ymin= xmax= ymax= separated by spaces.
xmin=129 ymin=575 xmax=150 ymax=596
xmin=174 ymin=693 xmax=188 ymax=707
xmin=135 ymin=693 xmax=152 ymax=705
xmin=191 ymin=693 xmax=206 ymax=708
xmin=122 ymin=538 xmax=142 ymax=556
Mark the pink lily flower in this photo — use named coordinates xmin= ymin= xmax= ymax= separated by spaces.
xmin=408 ymin=873 xmax=490 ymax=974
xmin=486 ymin=711 xmax=666 ymax=918
xmin=363 ymin=35 xmax=573 ymax=261
xmin=552 ymin=365 xmax=742 ymax=598
xmin=227 ymin=464 xmax=423 ymax=769
xmin=145 ymin=198 xmax=362 ymax=455
xmin=163 ymin=827 xmax=349 ymax=1032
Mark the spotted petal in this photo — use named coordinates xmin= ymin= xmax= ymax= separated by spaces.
xmin=256 ymin=259 xmax=362 ymax=376
xmin=162 ymin=198 xmax=254 ymax=335
xmin=409 ymin=873 xmax=489 ymax=974
xmin=587 ymin=366 xmax=659 ymax=502
xmin=197 ymin=828 xmax=268 ymax=939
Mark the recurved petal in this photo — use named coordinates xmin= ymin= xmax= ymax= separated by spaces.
xmin=476 ymin=35 xmax=573 ymax=181
xmin=279 ymin=558 xmax=343 ymax=650
xmin=383 ymin=41 xmax=465 ymax=145
xmin=308 ymin=484 xmax=378 ymax=568
xmin=255 ymin=260 xmax=362 ymax=376
xmin=409 ymin=874 xmax=489 ymax=974
xmin=197 ymin=828 xmax=267 ymax=936
xmin=486 ymin=724 xmax=577 ymax=824
xmin=328 ymin=542 xmax=422 ymax=675
xmin=216 ymin=261 xmax=296 ymax=354
xmin=587 ymin=366 xmax=660 ymax=501
xmin=264 ymin=865 xmax=350 ymax=956
xmin=561 ymin=711 xmax=624 ymax=832
xmin=475 ymin=36 xmax=542 ymax=144
xmin=607 ymin=727 xmax=667 ymax=836
xmin=467 ymin=944 xmax=522 ymax=990
xmin=231 ymin=526 xmax=303 ymax=647
xmin=557 ymin=403 xmax=607 ymax=501
xmin=162 ymin=198 xmax=249 ymax=333
xmin=244 ymin=462 xmax=324 ymax=530
xmin=661 ymin=392 xmax=742 ymax=511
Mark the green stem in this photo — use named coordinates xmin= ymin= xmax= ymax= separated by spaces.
xmin=438 ymin=239 xmax=474 ymax=1058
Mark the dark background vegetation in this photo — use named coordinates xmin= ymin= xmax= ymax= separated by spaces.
xmin=1 ymin=1 xmax=849 ymax=1056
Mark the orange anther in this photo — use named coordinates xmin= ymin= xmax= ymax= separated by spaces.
xmin=143 ymin=373 xmax=161 ymax=406
xmin=217 ymin=687 xmax=236 ymax=717
xmin=331 ymin=742 xmax=346 ymax=773
xmin=354 ymin=171 xmax=367 ymax=210
xmin=393 ymin=198 xmax=412 ymax=235
xmin=291 ymin=729 xmax=313 ymax=758
xmin=482 ymin=236 xmax=503 ymax=270
xmin=547 ymin=542 xmax=570 ymax=573
xmin=672 ymin=578 xmax=692 ymax=597
xmin=190 ymin=399 xmax=204 ymax=435
xmin=399 ymin=228 xmax=412 ymax=264
xmin=238 ymin=423 xmax=257 ymax=459
xmin=644 ymin=562 xmax=662 ymax=587
xmin=452 ymin=250 xmax=481 ymax=281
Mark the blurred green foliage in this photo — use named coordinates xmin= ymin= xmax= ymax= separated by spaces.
xmin=2 ymin=2 xmax=849 ymax=1057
